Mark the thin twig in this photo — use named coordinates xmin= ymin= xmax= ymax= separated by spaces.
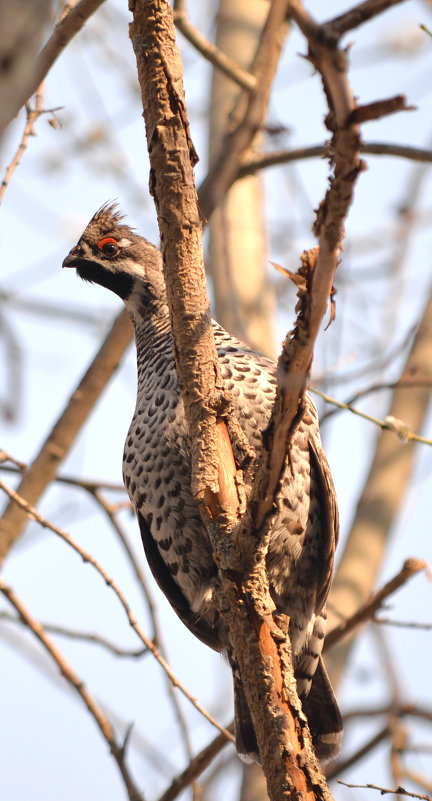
xmin=0 ymin=88 xmax=59 ymax=204
xmin=0 ymin=612 xmax=147 ymax=657
xmin=0 ymin=477 xmax=234 ymax=744
xmin=337 ymin=780 xmax=432 ymax=801
xmin=89 ymin=487 xmax=194 ymax=759
xmin=0 ymin=581 xmax=142 ymax=801
xmin=319 ymin=378 xmax=432 ymax=422
xmin=325 ymin=558 xmax=428 ymax=649
xmin=323 ymin=0 xmax=407 ymax=43
xmin=373 ymin=617 xmax=432 ymax=630
xmin=312 ymin=388 xmax=432 ymax=446
xmin=198 ymin=0 xmax=290 ymax=219
xmin=24 ymin=0 xmax=106 ymax=108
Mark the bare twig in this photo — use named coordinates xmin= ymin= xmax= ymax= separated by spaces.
xmin=0 ymin=477 xmax=235 ymax=744
xmin=337 ymin=780 xmax=432 ymax=801
xmin=0 ymin=581 xmax=142 ymax=801
xmin=348 ymin=95 xmax=414 ymax=125
xmin=373 ymin=617 xmax=432 ymax=630
xmin=0 ymin=612 xmax=147 ymax=657
xmin=0 ymin=87 xmax=52 ymax=205
xmin=326 ymin=285 xmax=432 ymax=687
xmin=88 ymin=487 xmax=194 ymax=759
xmin=319 ymin=378 xmax=432 ymax=422
xmin=0 ymin=450 xmax=26 ymax=471
xmin=342 ymin=703 xmax=432 ymax=725
xmin=325 ymin=558 xmax=428 ymax=649
xmin=312 ymin=388 xmax=432 ymax=446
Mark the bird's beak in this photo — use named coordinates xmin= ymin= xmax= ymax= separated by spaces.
xmin=62 ymin=253 xmax=78 ymax=269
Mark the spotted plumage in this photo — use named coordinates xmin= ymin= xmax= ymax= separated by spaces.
xmin=63 ymin=203 xmax=343 ymax=762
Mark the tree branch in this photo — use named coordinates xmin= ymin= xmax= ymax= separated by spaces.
xmin=0 ymin=580 xmax=143 ymax=801
xmin=325 ymin=558 xmax=428 ymax=649
xmin=237 ymin=142 xmax=432 ymax=179
xmin=129 ymin=2 xmax=333 ymax=798
xmin=0 ymin=477 xmax=234 ymax=744
xmin=0 ymin=308 xmax=133 ymax=565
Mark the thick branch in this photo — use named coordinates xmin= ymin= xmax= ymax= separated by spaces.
xmin=129 ymin=0 xmax=231 ymax=508
xmin=129 ymin=2 xmax=332 ymax=798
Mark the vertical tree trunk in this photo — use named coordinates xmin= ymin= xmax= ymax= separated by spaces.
xmin=207 ymin=0 xmax=275 ymax=357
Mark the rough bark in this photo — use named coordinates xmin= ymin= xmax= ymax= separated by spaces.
xmin=129 ymin=2 xmax=333 ymax=799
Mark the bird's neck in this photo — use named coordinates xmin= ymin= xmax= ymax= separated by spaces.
xmin=128 ymin=299 xmax=176 ymax=384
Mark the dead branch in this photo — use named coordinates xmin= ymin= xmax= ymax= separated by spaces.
xmin=0 ymin=87 xmax=56 ymax=205
xmin=325 ymin=558 xmax=427 ymax=649
xmin=373 ymin=618 xmax=432 ymax=630
xmin=348 ymin=95 xmax=414 ymax=125
xmin=0 ymin=308 xmax=133 ymax=566
xmin=343 ymin=703 xmax=432 ymax=725
xmin=129 ymin=1 xmax=333 ymax=798
xmin=0 ymin=0 xmax=52 ymax=136
xmin=0 ymin=580 xmax=142 ymax=801
xmin=0 ymin=477 xmax=234 ymax=744
xmin=319 ymin=378 xmax=432 ymax=422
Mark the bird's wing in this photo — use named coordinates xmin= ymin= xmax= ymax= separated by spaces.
xmin=137 ymin=511 xmax=222 ymax=652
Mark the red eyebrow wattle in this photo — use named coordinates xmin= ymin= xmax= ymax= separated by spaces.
xmin=98 ymin=237 xmax=118 ymax=249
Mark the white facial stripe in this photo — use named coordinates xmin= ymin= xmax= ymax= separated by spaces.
xmin=118 ymin=238 xmax=132 ymax=248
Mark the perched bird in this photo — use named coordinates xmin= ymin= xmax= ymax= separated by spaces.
xmin=63 ymin=203 xmax=342 ymax=762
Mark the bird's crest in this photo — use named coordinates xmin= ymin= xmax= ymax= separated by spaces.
xmin=91 ymin=201 xmax=126 ymax=228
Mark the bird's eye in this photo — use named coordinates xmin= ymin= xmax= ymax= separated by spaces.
xmin=98 ymin=237 xmax=119 ymax=256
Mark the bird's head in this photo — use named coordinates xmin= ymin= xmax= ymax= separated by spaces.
xmin=63 ymin=203 xmax=167 ymax=313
